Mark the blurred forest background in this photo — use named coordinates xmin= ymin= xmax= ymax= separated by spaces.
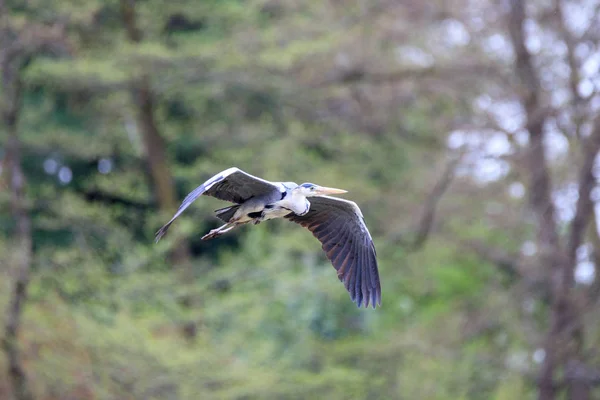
xmin=1 ymin=0 xmax=600 ymax=399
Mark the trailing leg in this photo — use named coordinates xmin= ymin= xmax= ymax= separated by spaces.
xmin=201 ymin=222 xmax=236 ymax=240
xmin=201 ymin=219 xmax=253 ymax=240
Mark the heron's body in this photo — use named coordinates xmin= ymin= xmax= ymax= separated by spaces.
xmin=227 ymin=183 xmax=310 ymax=224
xmin=155 ymin=167 xmax=381 ymax=308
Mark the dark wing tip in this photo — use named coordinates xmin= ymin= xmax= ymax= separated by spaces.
xmin=364 ymin=287 xmax=382 ymax=309
xmin=341 ymin=259 xmax=381 ymax=309
xmin=350 ymin=283 xmax=381 ymax=309
xmin=350 ymin=243 xmax=381 ymax=309
xmin=353 ymin=293 xmax=381 ymax=309
xmin=155 ymin=222 xmax=172 ymax=243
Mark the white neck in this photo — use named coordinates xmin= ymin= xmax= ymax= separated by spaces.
xmin=286 ymin=191 xmax=311 ymax=215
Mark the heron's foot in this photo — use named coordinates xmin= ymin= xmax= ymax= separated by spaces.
xmin=201 ymin=229 xmax=222 ymax=240
xmin=201 ymin=223 xmax=236 ymax=240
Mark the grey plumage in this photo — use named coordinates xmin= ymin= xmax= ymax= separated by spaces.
xmin=155 ymin=167 xmax=381 ymax=308
xmin=155 ymin=168 xmax=284 ymax=241
xmin=286 ymin=196 xmax=381 ymax=308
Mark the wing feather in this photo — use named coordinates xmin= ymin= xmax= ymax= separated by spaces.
xmin=360 ymin=251 xmax=368 ymax=307
xmin=336 ymin=237 xmax=356 ymax=279
xmin=286 ymin=195 xmax=381 ymax=308
xmin=155 ymin=167 xmax=281 ymax=241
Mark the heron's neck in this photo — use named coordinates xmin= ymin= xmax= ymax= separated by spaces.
xmin=287 ymin=191 xmax=310 ymax=215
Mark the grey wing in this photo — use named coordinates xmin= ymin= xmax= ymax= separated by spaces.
xmin=155 ymin=167 xmax=282 ymax=242
xmin=286 ymin=196 xmax=381 ymax=308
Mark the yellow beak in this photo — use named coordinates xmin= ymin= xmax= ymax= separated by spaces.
xmin=315 ymin=186 xmax=348 ymax=195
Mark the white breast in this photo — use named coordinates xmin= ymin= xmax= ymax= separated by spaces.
xmin=280 ymin=192 xmax=310 ymax=215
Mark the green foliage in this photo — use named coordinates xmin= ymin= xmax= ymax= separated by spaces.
xmin=0 ymin=0 xmax=544 ymax=399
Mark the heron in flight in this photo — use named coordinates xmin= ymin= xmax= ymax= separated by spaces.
xmin=155 ymin=167 xmax=381 ymax=308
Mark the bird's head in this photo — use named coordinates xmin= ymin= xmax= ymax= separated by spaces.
xmin=294 ymin=183 xmax=348 ymax=197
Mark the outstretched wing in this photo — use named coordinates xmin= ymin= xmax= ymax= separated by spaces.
xmin=286 ymin=196 xmax=381 ymax=308
xmin=155 ymin=167 xmax=282 ymax=242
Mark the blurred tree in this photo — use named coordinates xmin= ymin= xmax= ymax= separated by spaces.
xmin=119 ymin=0 xmax=191 ymax=268
xmin=1 ymin=27 xmax=34 ymax=400
xmin=1 ymin=0 xmax=599 ymax=399
xmin=505 ymin=1 xmax=600 ymax=397
xmin=1 ymin=14 xmax=69 ymax=400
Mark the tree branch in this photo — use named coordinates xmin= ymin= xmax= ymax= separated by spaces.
xmin=401 ymin=155 xmax=461 ymax=251
xmin=459 ymin=239 xmax=523 ymax=281
xmin=553 ymin=0 xmax=584 ymax=103
xmin=316 ymin=62 xmax=509 ymax=88
xmin=553 ymin=0 xmax=588 ymax=142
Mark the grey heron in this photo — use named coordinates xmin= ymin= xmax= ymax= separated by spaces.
xmin=155 ymin=167 xmax=381 ymax=308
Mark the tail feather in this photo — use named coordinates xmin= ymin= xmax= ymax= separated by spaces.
xmin=214 ymin=205 xmax=240 ymax=222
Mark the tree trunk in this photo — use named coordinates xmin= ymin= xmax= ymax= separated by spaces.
xmin=119 ymin=0 xmax=191 ymax=267
xmin=507 ymin=1 xmax=598 ymax=399
xmin=507 ymin=3 xmax=560 ymax=397
xmin=133 ymin=77 xmax=191 ymax=266
xmin=2 ymin=47 xmax=34 ymax=400
xmin=119 ymin=0 xmax=196 ymax=337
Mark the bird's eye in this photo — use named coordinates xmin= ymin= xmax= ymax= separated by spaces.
xmin=310 ymin=186 xmax=315 ymax=191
